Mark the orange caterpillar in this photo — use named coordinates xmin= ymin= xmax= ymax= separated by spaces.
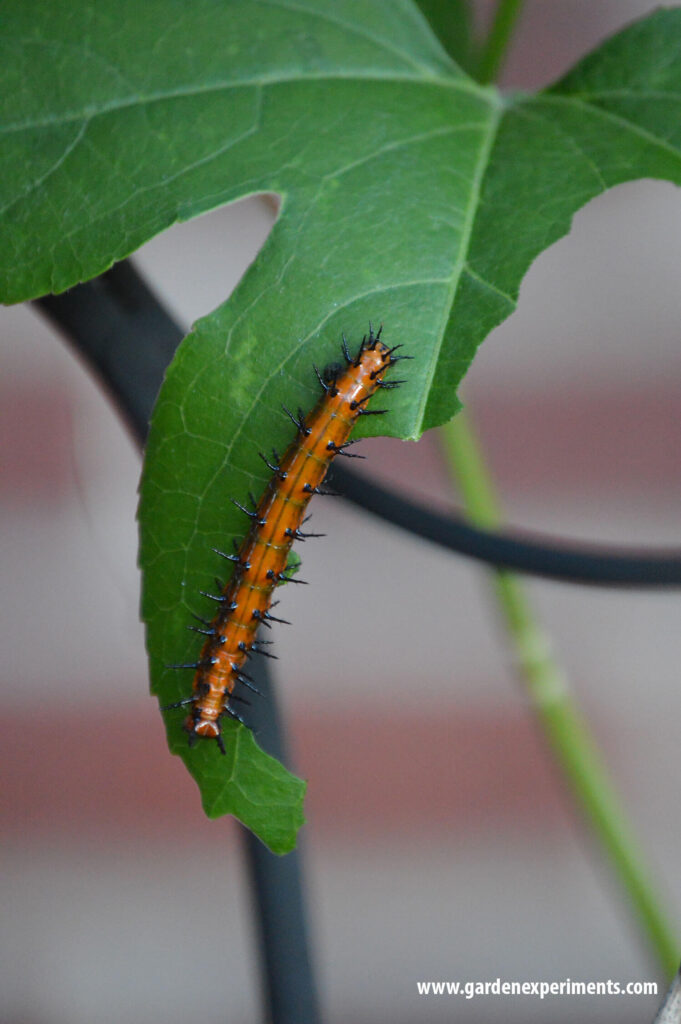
xmin=163 ymin=328 xmax=406 ymax=752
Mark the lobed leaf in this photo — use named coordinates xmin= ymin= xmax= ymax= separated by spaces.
xmin=4 ymin=3 xmax=681 ymax=849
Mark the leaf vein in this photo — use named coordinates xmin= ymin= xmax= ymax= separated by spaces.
xmin=251 ymin=0 xmax=438 ymax=76
xmin=536 ymin=93 xmax=681 ymax=168
xmin=0 ymin=118 xmax=90 ymax=218
xmin=463 ymin=264 xmax=516 ymax=308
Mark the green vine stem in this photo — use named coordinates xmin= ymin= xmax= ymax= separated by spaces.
xmin=476 ymin=0 xmax=525 ymax=83
xmin=439 ymin=410 xmax=679 ymax=976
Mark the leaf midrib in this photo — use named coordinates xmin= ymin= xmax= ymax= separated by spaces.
xmin=0 ymin=71 xmax=488 ymax=136
xmin=413 ymin=99 xmax=503 ymax=434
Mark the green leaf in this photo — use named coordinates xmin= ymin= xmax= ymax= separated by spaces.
xmin=5 ymin=3 xmax=681 ymax=850
xmin=177 ymin=719 xmax=306 ymax=856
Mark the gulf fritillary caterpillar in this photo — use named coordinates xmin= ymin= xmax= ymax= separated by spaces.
xmin=163 ymin=327 xmax=407 ymax=753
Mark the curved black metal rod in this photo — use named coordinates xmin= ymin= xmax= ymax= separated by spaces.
xmin=329 ymin=464 xmax=681 ymax=588
xmin=37 ymin=260 xmax=182 ymax=445
xmin=37 ymin=259 xmax=681 ymax=588
xmin=34 ymin=264 xmax=321 ymax=1024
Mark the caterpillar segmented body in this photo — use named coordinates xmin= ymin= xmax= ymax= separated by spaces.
xmin=163 ymin=328 xmax=405 ymax=753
